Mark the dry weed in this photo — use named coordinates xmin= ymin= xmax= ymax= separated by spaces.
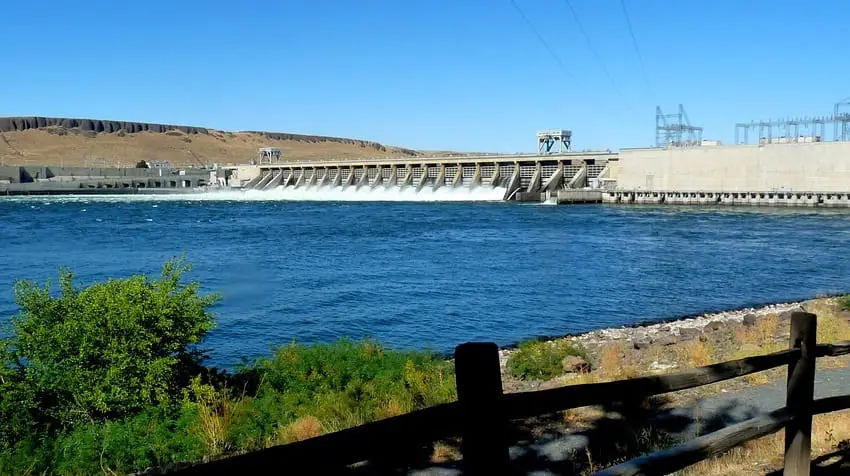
xmin=677 ymin=341 xmax=713 ymax=368
xmin=376 ymin=399 xmax=408 ymax=420
xmin=430 ymin=442 xmax=461 ymax=463
xmin=742 ymin=372 xmax=771 ymax=386
xmin=563 ymin=406 xmax=605 ymax=429
xmin=810 ymin=299 xmax=850 ymax=344
xmin=598 ymin=344 xmax=641 ymax=380
xmin=735 ymin=315 xmax=779 ymax=348
xmin=194 ymin=389 xmax=236 ymax=456
xmin=277 ymin=416 xmax=323 ymax=444
xmin=682 ymin=410 xmax=850 ymax=475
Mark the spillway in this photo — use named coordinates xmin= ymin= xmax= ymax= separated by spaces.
xmin=223 ymin=152 xmax=615 ymax=203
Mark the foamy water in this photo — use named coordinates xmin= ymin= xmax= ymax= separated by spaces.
xmin=2 ymin=185 xmax=508 ymax=203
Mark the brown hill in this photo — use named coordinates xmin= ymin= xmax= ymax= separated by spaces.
xmin=0 ymin=117 xmax=422 ymax=167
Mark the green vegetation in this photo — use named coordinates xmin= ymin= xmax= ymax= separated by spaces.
xmin=838 ymin=294 xmax=850 ymax=311
xmin=0 ymin=260 xmax=456 ymax=475
xmin=506 ymin=339 xmax=590 ymax=381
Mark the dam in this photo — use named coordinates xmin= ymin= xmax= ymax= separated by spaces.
xmin=225 ymin=149 xmax=616 ymax=202
xmin=217 ymin=103 xmax=850 ymax=206
xmin=222 ymin=139 xmax=850 ymax=207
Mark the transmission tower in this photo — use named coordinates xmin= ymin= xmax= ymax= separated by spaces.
xmin=835 ymin=97 xmax=850 ymax=141
xmin=655 ymin=104 xmax=703 ymax=148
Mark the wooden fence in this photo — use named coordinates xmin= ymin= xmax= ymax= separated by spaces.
xmin=171 ymin=312 xmax=850 ymax=475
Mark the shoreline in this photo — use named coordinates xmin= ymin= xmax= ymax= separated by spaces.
xmin=497 ymin=297 xmax=823 ymax=369
xmin=497 ymin=293 xmax=850 ymax=353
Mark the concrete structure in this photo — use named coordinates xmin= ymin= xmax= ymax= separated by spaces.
xmin=223 ymin=139 xmax=850 ymax=207
xmin=602 ymin=190 xmax=850 ymax=208
xmin=256 ymin=147 xmax=282 ymax=165
xmin=598 ymin=141 xmax=850 ymax=208
xmin=225 ymin=152 xmax=615 ymax=201
xmin=610 ymin=142 xmax=850 ymax=192
xmin=537 ymin=130 xmax=572 ymax=154
xmin=0 ymin=165 xmax=211 ymax=194
xmin=557 ymin=189 xmax=603 ymax=204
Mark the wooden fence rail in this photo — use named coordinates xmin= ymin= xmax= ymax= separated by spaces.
xmin=172 ymin=311 xmax=850 ymax=475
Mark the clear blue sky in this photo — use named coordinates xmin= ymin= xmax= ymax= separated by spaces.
xmin=1 ymin=0 xmax=848 ymax=153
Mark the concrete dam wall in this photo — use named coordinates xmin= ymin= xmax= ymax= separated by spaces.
xmin=611 ymin=142 xmax=850 ymax=192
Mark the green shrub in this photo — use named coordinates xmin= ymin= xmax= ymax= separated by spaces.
xmin=245 ymin=339 xmax=456 ymax=429
xmin=507 ymin=339 xmax=589 ymax=381
xmin=50 ymin=405 xmax=204 ymax=475
xmin=0 ymin=262 xmax=459 ymax=474
xmin=1 ymin=258 xmax=219 ymax=429
xmin=839 ymin=295 xmax=850 ymax=311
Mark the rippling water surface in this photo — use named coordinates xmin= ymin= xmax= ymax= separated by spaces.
xmin=2 ymin=192 xmax=850 ymax=368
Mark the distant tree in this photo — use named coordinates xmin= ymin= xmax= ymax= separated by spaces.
xmin=0 ymin=258 xmax=219 ymax=430
xmin=135 ymin=160 xmax=149 ymax=168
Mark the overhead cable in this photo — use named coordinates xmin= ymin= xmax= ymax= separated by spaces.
xmin=509 ymin=0 xmax=572 ymax=77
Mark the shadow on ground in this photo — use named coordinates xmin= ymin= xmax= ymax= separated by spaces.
xmin=345 ymin=394 xmax=766 ymax=475
xmin=764 ymin=440 xmax=850 ymax=476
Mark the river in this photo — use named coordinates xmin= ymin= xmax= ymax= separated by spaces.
xmin=2 ymin=188 xmax=850 ymax=368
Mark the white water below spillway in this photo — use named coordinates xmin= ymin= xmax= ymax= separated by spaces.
xmin=242 ymin=184 xmax=508 ymax=202
xmin=0 ymin=185 xmax=509 ymax=203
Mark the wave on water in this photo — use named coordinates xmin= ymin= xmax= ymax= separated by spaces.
xmin=3 ymin=185 xmax=509 ymax=203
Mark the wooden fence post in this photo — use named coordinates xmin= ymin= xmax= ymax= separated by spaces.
xmin=455 ymin=342 xmax=510 ymax=474
xmin=783 ymin=311 xmax=817 ymax=476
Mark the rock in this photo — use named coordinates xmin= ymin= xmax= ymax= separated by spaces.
xmin=837 ymin=310 xmax=850 ymax=322
xmin=679 ymin=328 xmax=701 ymax=341
xmin=704 ymin=320 xmax=725 ymax=332
xmin=562 ymin=355 xmax=590 ymax=373
xmin=650 ymin=361 xmax=677 ymax=372
xmin=654 ymin=335 xmax=678 ymax=346
xmin=743 ymin=313 xmax=758 ymax=327
xmin=633 ymin=340 xmax=651 ymax=350
xmin=778 ymin=307 xmax=805 ymax=322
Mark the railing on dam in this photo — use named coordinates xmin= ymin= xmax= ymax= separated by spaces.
xmin=251 ymin=151 xmax=616 ymax=168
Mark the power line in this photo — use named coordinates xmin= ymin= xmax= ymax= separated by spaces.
xmin=509 ymin=0 xmax=572 ymax=77
xmin=619 ymin=0 xmax=655 ymax=99
xmin=560 ymin=0 xmax=636 ymax=114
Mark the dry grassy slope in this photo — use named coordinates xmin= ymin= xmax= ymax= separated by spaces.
xmin=0 ymin=118 xmax=424 ymax=167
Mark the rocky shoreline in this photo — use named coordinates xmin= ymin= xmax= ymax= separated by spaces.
xmin=570 ymin=301 xmax=806 ymax=347
xmin=498 ymin=299 xmax=812 ymax=375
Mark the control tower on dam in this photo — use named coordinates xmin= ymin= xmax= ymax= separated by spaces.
xmin=227 ymin=150 xmax=616 ymax=202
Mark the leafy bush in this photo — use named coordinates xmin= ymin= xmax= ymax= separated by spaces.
xmin=135 ymin=160 xmax=148 ymax=168
xmin=507 ymin=339 xmax=589 ymax=381
xmin=237 ymin=339 xmax=456 ymax=436
xmin=1 ymin=258 xmax=218 ymax=429
xmin=0 ymin=262 xmax=458 ymax=474
xmin=839 ymin=295 xmax=850 ymax=311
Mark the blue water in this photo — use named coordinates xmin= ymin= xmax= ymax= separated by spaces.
xmin=2 ymin=194 xmax=850 ymax=368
